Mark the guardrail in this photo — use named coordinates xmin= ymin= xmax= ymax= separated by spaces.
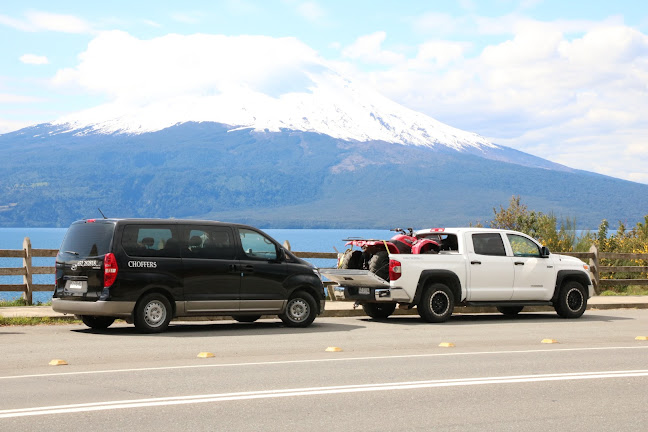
xmin=2 ymin=239 xmax=646 ymax=304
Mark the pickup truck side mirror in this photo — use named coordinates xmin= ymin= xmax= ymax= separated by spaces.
xmin=540 ymin=246 xmax=551 ymax=258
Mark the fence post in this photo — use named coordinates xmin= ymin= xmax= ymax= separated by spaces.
xmin=588 ymin=243 xmax=600 ymax=295
xmin=283 ymin=240 xmax=291 ymax=251
xmin=22 ymin=237 xmax=33 ymax=305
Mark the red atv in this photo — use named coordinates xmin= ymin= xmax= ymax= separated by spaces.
xmin=338 ymin=228 xmax=440 ymax=280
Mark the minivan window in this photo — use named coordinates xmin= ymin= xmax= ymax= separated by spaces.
xmin=122 ymin=225 xmax=180 ymax=258
xmin=60 ymin=222 xmax=114 ymax=257
xmin=472 ymin=233 xmax=507 ymax=256
xmin=239 ymin=229 xmax=277 ymax=260
xmin=184 ymin=227 xmax=236 ymax=260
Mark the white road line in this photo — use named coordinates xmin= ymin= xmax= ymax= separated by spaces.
xmin=1 ymin=345 xmax=647 ymax=381
xmin=2 ymin=369 xmax=648 ymax=418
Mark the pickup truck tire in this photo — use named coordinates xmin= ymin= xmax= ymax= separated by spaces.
xmin=362 ymin=302 xmax=397 ymax=320
xmin=81 ymin=315 xmax=115 ymax=329
xmin=340 ymin=250 xmax=363 ymax=269
xmin=368 ymin=251 xmax=390 ymax=280
xmin=280 ymin=291 xmax=317 ymax=327
xmin=496 ymin=306 xmax=524 ymax=316
xmin=554 ymin=280 xmax=587 ymax=318
xmin=418 ymin=283 xmax=454 ymax=323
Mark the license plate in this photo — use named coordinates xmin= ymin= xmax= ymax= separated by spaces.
xmin=358 ymin=287 xmax=370 ymax=295
xmin=66 ymin=281 xmax=87 ymax=292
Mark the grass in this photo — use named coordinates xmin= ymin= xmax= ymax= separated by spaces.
xmin=0 ymin=298 xmax=51 ymax=307
xmin=0 ymin=316 xmax=79 ymax=326
xmin=600 ymin=286 xmax=648 ymax=296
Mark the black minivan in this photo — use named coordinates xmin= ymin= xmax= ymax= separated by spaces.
xmin=52 ymin=219 xmax=326 ymax=333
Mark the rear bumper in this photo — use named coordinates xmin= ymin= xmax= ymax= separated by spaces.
xmin=343 ymin=286 xmax=411 ymax=303
xmin=52 ymin=298 xmax=135 ymax=318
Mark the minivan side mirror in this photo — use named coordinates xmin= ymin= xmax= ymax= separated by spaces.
xmin=540 ymin=246 xmax=551 ymax=258
xmin=276 ymin=247 xmax=286 ymax=262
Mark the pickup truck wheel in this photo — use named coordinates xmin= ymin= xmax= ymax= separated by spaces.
xmin=232 ymin=315 xmax=262 ymax=323
xmin=81 ymin=315 xmax=115 ymax=329
xmin=368 ymin=251 xmax=389 ymax=280
xmin=554 ymin=281 xmax=587 ymax=318
xmin=134 ymin=293 xmax=172 ymax=333
xmin=340 ymin=250 xmax=363 ymax=269
xmin=496 ymin=306 xmax=524 ymax=316
xmin=280 ymin=291 xmax=317 ymax=328
xmin=362 ymin=302 xmax=397 ymax=320
xmin=418 ymin=283 xmax=454 ymax=323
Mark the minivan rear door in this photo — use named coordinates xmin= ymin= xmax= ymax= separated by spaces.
xmin=180 ymin=225 xmax=240 ymax=313
xmin=56 ymin=220 xmax=115 ymax=301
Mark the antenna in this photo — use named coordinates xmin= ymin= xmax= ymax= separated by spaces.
xmin=98 ymin=208 xmax=107 ymax=219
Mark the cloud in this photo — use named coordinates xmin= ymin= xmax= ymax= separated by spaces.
xmin=0 ymin=119 xmax=32 ymax=134
xmin=342 ymin=32 xmax=405 ymax=65
xmin=20 ymin=54 xmax=49 ymax=65
xmin=0 ymin=10 xmax=93 ymax=33
xmin=297 ymin=1 xmax=326 ymax=22
xmin=0 ymin=93 xmax=43 ymax=103
xmin=352 ymin=22 xmax=648 ymax=183
xmin=52 ymin=32 xmax=323 ymax=103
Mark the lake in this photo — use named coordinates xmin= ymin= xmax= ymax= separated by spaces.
xmin=0 ymin=227 xmax=395 ymax=303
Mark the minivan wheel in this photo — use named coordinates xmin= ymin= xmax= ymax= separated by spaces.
xmin=280 ymin=291 xmax=317 ymax=328
xmin=233 ymin=315 xmax=262 ymax=323
xmin=135 ymin=293 xmax=172 ymax=333
xmin=418 ymin=283 xmax=454 ymax=323
xmin=81 ymin=315 xmax=115 ymax=330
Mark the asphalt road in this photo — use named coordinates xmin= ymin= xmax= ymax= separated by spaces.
xmin=1 ymin=310 xmax=648 ymax=431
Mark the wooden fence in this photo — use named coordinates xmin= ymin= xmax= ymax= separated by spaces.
xmin=1 ymin=239 xmax=647 ymax=305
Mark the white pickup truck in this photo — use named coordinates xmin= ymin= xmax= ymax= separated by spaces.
xmin=321 ymin=228 xmax=594 ymax=322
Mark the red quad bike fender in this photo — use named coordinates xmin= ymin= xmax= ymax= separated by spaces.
xmin=345 ymin=240 xmax=401 ymax=254
xmin=411 ymin=238 xmax=440 ymax=254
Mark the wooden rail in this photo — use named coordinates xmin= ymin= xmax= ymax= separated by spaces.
xmin=2 ymin=239 xmax=647 ymax=304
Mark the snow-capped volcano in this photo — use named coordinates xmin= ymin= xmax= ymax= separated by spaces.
xmin=53 ymin=67 xmax=496 ymax=153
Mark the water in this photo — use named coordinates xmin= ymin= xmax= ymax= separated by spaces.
xmin=0 ymin=227 xmax=393 ymax=303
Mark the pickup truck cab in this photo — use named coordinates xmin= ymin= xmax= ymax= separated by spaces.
xmin=321 ymin=228 xmax=594 ymax=322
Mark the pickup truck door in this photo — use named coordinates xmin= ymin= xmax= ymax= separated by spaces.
xmin=506 ymin=234 xmax=556 ymax=301
xmin=466 ymin=233 xmax=514 ymax=301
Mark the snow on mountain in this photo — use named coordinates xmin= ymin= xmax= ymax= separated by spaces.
xmin=52 ymin=68 xmax=498 ymax=153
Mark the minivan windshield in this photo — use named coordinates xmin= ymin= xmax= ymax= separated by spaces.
xmin=60 ymin=222 xmax=114 ymax=257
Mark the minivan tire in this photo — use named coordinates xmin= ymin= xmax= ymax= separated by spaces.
xmin=81 ymin=315 xmax=115 ymax=330
xmin=280 ymin=291 xmax=317 ymax=328
xmin=135 ymin=293 xmax=172 ymax=333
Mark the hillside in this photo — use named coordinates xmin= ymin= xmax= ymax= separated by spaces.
xmin=0 ymin=121 xmax=646 ymax=228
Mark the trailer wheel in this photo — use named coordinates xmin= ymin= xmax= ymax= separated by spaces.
xmin=418 ymin=283 xmax=454 ymax=323
xmin=362 ymin=302 xmax=397 ymax=320
xmin=368 ymin=251 xmax=389 ymax=280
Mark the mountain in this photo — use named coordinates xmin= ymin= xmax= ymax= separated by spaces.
xmin=1 ymin=66 xmax=647 ymax=229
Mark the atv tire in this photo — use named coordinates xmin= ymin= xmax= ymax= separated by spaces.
xmin=368 ymin=251 xmax=390 ymax=281
xmin=340 ymin=250 xmax=363 ymax=269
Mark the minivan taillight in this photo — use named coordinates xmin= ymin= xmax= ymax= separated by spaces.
xmin=104 ymin=253 xmax=118 ymax=287
xmin=389 ymin=259 xmax=401 ymax=281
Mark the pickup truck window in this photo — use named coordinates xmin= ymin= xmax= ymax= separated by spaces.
xmin=472 ymin=233 xmax=506 ymax=256
xmin=507 ymin=234 xmax=541 ymax=257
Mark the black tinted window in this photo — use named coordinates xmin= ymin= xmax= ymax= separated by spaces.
xmin=122 ymin=225 xmax=180 ymax=258
xmin=239 ymin=229 xmax=277 ymax=260
xmin=60 ymin=222 xmax=114 ymax=257
xmin=184 ymin=227 xmax=236 ymax=260
xmin=472 ymin=233 xmax=507 ymax=256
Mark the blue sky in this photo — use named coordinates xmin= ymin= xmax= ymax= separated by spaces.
xmin=1 ymin=0 xmax=647 ymax=183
